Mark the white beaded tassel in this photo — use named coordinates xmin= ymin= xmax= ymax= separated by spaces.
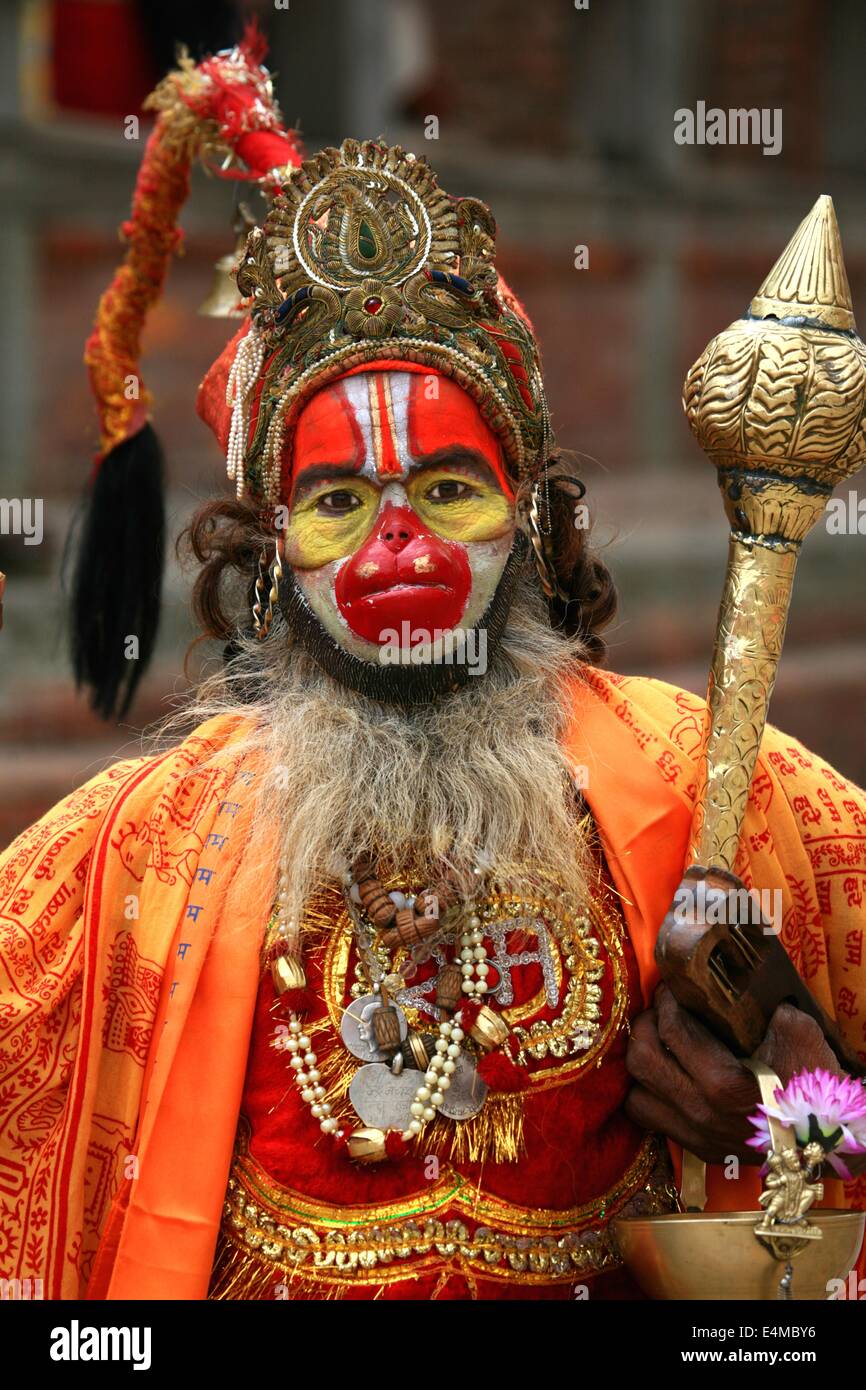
xmin=460 ymin=907 xmax=489 ymax=998
xmin=275 ymin=861 xmax=302 ymax=963
xmin=225 ymin=327 xmax=266 ymax=498
xmin=281 ymin=1014 xmax=342 ymax=1138
xmin=402 ymin=1012 xmax=465 ymax=1142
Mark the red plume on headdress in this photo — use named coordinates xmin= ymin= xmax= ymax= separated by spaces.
xmin=74 ymin=31 xmax=302 ymax=719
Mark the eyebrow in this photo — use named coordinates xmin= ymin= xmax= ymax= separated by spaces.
xmin=412 ymin=447 xmax=497 ymax=476
xmin=290 ymin=462 xmax=371 ymax=505
xmin=292 ymin=462 xmax=363 ymax=492
xmin=291 ymin=447 xmax=499 ymax=499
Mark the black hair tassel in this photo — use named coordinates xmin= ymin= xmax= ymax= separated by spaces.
xmin=70 ymin=423 xmax=165 ymax=720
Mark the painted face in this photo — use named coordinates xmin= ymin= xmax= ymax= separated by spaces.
xmin=283 ymin=369 xmax=516 ymax=664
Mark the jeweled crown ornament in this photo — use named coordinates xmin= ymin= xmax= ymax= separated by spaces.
xmin=219 ymin=138 xmax=550 ymax=505
xmin=682 ymin=195 xmax=866 ymax=870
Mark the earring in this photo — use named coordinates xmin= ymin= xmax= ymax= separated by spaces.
xmin=526 ymin=470 xmax=587 ymax=605
xmin=252 ymin=536 xmax=284 ymax=640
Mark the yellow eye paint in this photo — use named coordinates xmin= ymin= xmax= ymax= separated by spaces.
xmin=406 ymin=470 xmax=513 ymax=543
xmin=284 ymin=478 xmax=379 ymax=569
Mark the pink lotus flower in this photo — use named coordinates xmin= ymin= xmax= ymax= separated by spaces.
xmin=747 ymin=1067 xmax=866 ymax=1178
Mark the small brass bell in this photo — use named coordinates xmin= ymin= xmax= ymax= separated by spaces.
xmin=345 ymin=1127 xmax=388 ymax=1164
xmin=199 ymin=202 xmax=256 ymax=318
xmin=271 ymin=952 xmax=306 ymax=994
xmin=468 ymin=1004 xmax=510 ymax=1052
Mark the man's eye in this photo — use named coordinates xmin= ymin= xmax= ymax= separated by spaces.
xmin=316 ymin=490 xmax=362 ymax=515
xmin=426 ymin=479 xmax=474 ymax=502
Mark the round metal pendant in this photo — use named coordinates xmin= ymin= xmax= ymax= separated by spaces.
xmin=437 ymin=1052 xmax=489 ymax=1120
xmin=340 ymin=994 xmax=408 ymax=1062
xmin=349 ymin=1063 xmax=420 ymax=1131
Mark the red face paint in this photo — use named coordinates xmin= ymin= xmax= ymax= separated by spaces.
xmin=335 ymin=503 xmax=471 ymax=644
xmin=285 ymin=365 xmax=514 ymax=498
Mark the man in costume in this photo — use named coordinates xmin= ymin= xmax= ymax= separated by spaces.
xmin=1 ymin=39 xmax=864 ymax=1301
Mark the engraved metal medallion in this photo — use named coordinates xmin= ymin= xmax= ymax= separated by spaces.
xmin=340 ymin=993 xmax=408 ymax=1062
xmin=437 ymin=1052 xmax=488 ymax=1120
xmin=349 ymin=1063 xmax=419 ymax=1131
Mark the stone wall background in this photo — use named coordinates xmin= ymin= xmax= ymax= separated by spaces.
xmin=1 ymin=0 xmax=864 ymax=847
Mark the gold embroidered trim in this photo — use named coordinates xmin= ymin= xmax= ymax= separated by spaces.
xmin=208 ymin=1126 xmax=678 ymax=1296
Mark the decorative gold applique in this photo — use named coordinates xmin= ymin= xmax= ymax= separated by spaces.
xmin=316 ymin=870 xmax=627 ymax=1095
xmin=262 ymin=864 xmax=628 ymax=1166
xmin=208 ymin=1123 xmax=677 ymax=1298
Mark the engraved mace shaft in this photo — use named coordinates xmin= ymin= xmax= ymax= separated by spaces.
xmin=684 ymin=195 xmax=866 ymax=871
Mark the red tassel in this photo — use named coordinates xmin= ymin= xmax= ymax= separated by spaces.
xmin=279 ymin=987 xmax=316 ymax=1017
xmin=457 ymin=998 xmax=483 ymax=1031
xmin=385 ymin=1130 xmax=409 ymax=1160
xmin=477 ymin=1052 xmax=530 ymax=1092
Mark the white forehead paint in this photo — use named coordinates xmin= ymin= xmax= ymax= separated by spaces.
xmin=340 ymin=372 xmax=415 ymax=482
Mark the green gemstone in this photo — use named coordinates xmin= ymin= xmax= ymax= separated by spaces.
xmin=358 ymin=220 xmax=378 ymax=259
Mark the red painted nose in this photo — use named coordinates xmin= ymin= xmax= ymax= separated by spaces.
xmin=335 ymin=503 xmax=471 ymax=644
xmin=378 ymin=505 xmax=418 ymax=554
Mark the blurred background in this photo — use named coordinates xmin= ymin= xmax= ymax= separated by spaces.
xmin=1 ymin=0 xmax=865 ymax=846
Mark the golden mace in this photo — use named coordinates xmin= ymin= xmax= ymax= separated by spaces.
xmin=684 ymin=195 xmax=866 ymax=871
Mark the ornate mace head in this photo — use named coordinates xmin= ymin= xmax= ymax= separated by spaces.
xmin=677 ymin=197 xmax=866 ymax=873
xmin=683 ymin=195 xmax=866 ymax=549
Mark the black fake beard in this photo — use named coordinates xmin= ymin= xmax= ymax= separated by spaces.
xmin=275 ymin=532 xmax=530 ymax=705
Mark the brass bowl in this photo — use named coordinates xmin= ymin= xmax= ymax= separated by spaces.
xmin=613 ymin=1210 xmax=865 ymax=1301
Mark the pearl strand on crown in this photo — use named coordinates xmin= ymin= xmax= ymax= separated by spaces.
xmin=225 ymin=329 xmax=265 ymax=498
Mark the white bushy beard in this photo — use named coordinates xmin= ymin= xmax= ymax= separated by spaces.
xmin=176 ymin=574 xmax=594 ymax=927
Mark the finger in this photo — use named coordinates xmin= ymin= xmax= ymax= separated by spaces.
xmin=626 ymin=1010 xmax=709 ymax=1115
xmin=624 ymin=1085 xmax=719 ymax=1163
xmin=754 ymin=1002 xmax=842 ymax=1083
xmin=653 ymin=983 xmax=757 ymax=1110
xmin=682 ymin=863 xmax=746 ymax=893
xmin=624 ymin=1085 xmax=757 ymax=1166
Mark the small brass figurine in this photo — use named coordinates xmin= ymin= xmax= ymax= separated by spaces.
xmin=756 ymin=1143 xmax=825 ymax=1238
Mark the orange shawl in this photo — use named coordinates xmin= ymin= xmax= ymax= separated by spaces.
xmin=1 ymin=671 xmax=864 ymax=1299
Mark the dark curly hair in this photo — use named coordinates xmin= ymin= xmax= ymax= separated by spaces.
xmin=181 ymin=447 xmax=617 ymax=663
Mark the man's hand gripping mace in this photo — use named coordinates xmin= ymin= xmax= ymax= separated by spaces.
xmin=655 ymin=198 xmax=866 ymax=1164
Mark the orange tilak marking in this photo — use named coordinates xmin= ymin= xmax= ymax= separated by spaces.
xmin=369 ymin=373 xmax=402 ymax=475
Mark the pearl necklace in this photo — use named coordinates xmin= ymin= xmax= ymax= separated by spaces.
xmin=278 ymin=1017 xmax=342 ymax=1138
xmin=270 ymin=861 xmax=500 ymax=1164
xmin=460 ymin=907 xmax=490 ymax=999
xmin=225 ymin=327 xmax=265 ymax=498
xmin=403 ymin=1012 xmax=465 ymax=1141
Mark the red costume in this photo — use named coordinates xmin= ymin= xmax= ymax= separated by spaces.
xmin=1 ymin=38 xmax=864 ymax=1304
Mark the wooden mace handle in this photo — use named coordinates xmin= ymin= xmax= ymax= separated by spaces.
xmin=655 ymin=875 xmax=863 ymax=1080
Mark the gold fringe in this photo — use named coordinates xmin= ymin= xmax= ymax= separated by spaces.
xmin=424 ymin=1092 xmax=526 ymax=1165
xmin=209 ymin=1233 xmax=354 ymax=1301
xmin=260 ymin=886 xmax=346 ymax=969
xmin=143 ymin=51 xmax=221 ymax=162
